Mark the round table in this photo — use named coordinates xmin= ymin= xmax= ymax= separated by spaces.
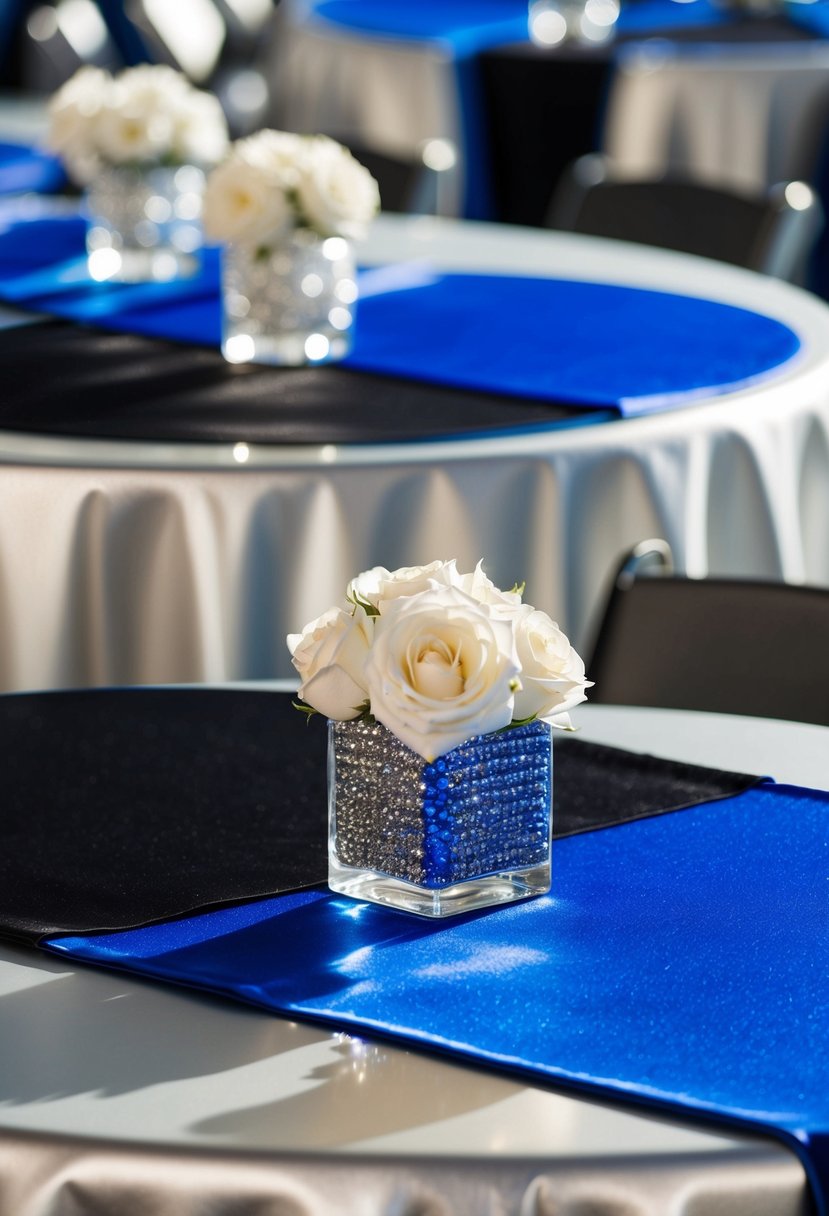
xmin=0 ymin=699 xmax=823 ymax=1215
xmin=3 ymin=213 xmax=829 ymax=693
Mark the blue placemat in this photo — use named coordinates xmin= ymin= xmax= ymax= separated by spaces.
xmin=47 ymin=781 xmax=829 ymax=1214
xmin=0 ymin=213 xmax=801 ymax=416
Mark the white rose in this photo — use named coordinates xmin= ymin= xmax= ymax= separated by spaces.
xmin=238 ymin=128 xmax=308 ymax=185
xmin=510 ymin=606 xmax=591 ymax=726
xmin=203 ymin=152 xmax=292 ymax=245
xmin=93 ymin=66 xmax=204 ymax=165
xmin=455 ymin=560 xmax=523 ymax=610
xmin=364 ymin=587 xmax=520 ymax=761
xmin=287 ymin=605 xmax=373 ymax=720
xmin=295 ymin=137 xmax=380 ymax=238
xmin=348 ymin=560 xmax=460 ymax=610
xmin=94 ymin=83 xmax=175 ymax=165
xmin=47 ymin=66 xmax=112 ymax=183
xmin=170 ymin=89 xmax=228 ymax=166
xmin=116 ymin=64 xmax=192 ymax=105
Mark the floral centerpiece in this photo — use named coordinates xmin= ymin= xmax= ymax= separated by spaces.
xmin=47 ymin=65 xmax=228 ymax=281
xmin=288 ymin=560 xmax=591 ymax=918
xmin=203 ymin=129 xmax=380 ymax=365
xmin=47 ymin=65 xmax=228 ymax=183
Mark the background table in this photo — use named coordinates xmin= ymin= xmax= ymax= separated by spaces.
xmin=605 ymin=39 xmax=829 ymax=196
xmin=0 ymin=699 xmax=824 ymax=1215
xmin=3 ymin=213 xmax=829 ymax=693
xmin=268 ymin=1 xmax=829 ymax=228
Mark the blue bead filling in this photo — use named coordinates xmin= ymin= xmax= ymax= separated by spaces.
xmin=419 ymin=723 xmax=552 ymax=886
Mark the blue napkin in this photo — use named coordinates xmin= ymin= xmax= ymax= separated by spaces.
xmin=47 ymin=780 xmax=829 ymax=1215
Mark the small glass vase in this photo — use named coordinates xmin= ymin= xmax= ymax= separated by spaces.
xmin=220 ymin=228 xmax=357 ymax=366
xmin=328 ymin=718 xmax=553 ymax=918
xmin=85 ymin=163 xmax=205 ymax=283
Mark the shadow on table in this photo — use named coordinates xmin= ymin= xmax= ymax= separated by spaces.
xmin=190 ymin=1035 xmax=521 ymax=1150
xmin=0 ymin=943 xmax=297 ymax=1103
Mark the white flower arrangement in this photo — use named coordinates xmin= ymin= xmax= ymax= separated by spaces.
xmin=287 ymin=560 xmax=591 ymax=762
xmin=47 ymin=65 xmax=229 ymax=185
xmin=202 ymin=129 xmax=381 ymax=248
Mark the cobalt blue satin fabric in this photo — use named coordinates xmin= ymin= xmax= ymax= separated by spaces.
xmin=0 ymin=203 xmax=86 ymax=271
xmin=345 ymin=273 xmax=800 ymax=414
xmin=0 ymin=142 xmax=66 ymax=196
xmin=312 ymin=1 xmax=530 ymax=52
xmin=313 ymin=0 xmax=743 ymax=41
xmin=0 ymin=213 xmax=801 ymax=417
xmin=48 ymin=782 xmax=829 ymax=1213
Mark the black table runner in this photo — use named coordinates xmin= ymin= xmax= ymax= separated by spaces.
xmin=0 ymin=688 xmax=759 ymax=943
xmin=0 ymin=322 xmax=593 ymax=446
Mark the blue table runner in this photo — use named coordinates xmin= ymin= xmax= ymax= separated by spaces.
xmin=0 ymin=210 xmax=801 ymax=419
xmin=0 ymin=141 xmax=66 ymax=196
xmin=47 ymin=780 xmax=829 ymax=1214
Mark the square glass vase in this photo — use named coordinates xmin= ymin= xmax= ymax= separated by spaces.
xmin=328 ymin=718 xmax=553 ymax=918
xmin=85 ymin=164 xmax=205 ymax=283
xmin=221 ymin=228 xmax=356 ymax=366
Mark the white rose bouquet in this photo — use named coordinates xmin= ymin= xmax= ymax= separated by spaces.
xmin=287 ymin=560 xmax=591 ymax=763
xmin=203 ymin=129 xmax=381 ymax=248
xmin=47 ymin=65 xmax=229 ymax=185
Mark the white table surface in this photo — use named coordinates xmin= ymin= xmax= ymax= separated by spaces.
xmin=0 ymin=702 xmax=823 ymax=1214
xmin=4 ymin=213 xmax=829 ymax=698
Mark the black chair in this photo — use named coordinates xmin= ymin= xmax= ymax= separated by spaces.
xmin=546 ymin=154 xmax=823 ymax=283
xmin=586 ymin=541 xmax=829 ymax=726
xmin=336 ymin=141 xmax=459 ymax=216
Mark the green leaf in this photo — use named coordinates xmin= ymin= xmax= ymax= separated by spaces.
xmin=346 ymin=591 xmax=380 ymax=617
xmin=292 ymin=700 xmax=321 ymax=724
xmin=495 ymin=714 xmax=539 ymax=734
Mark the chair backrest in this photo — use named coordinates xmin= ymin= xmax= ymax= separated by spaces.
xmin=586 ymin=543 xmax=829 ymax=726
xmin=340 ymin=141 xmax=458 ymax=216
xmin=547 ymin=154 xmax=823 ymax=283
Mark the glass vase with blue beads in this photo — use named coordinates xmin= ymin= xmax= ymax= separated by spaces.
xmin=327 ymin=717 xmax=553 ymax=918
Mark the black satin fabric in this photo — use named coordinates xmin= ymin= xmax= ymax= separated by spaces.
xmin=552 ymin=736 xmax=759 ymax=836
xmin=0 ymin=322 xmax=590 ymax=445
xmin=0 ymin=688 xmax=759 ymax=944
